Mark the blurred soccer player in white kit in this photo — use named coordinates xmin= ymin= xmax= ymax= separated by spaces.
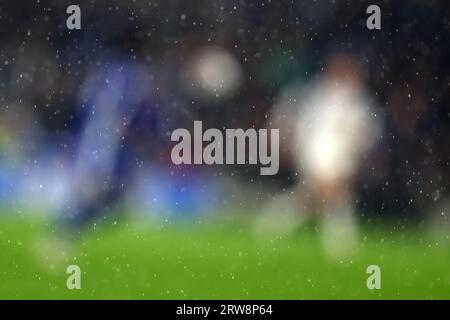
xmin=257 ymin=53 xmax=381 ymax=259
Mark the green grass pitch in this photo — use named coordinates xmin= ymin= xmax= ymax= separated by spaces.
xmin=0 ymin=215 xmax=449 ymax=299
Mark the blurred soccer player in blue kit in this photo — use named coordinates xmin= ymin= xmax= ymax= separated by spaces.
xmin=57 ymin=56 xmax=216 ymax=231
xmin=59 ymin=59 xmax=155 ymax=228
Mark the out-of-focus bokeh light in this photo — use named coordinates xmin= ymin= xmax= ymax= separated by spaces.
xmin=184 ymin=47 xmax=243 ymax=101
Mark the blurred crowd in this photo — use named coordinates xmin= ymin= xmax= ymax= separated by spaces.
xmin=0 ymin=0 xmax=449 ymax=225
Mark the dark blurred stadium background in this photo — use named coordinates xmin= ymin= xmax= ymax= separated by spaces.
xmin=1 ymin=0 xmax=449 ymax=222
